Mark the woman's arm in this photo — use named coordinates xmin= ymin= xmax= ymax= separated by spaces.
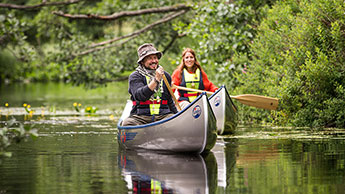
xmin=171 ymin=69 xmax=182 ymax=92
xmin=201 ymin=70 xmax=218 ymax=92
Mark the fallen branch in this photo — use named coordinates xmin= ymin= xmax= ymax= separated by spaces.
xmin=73 ymin=10 xmax=188 ymax=57
xmin=90 ymin=10 xmax=188 ymax=49
xmin=52 ymin=4 xmax=190 ymax=20
xmin=75 ymin=36 xmax=134 ymax=57
xmin=162 ymin=32 xmax=186 ymax=54
xmin=0 ymin=0 xmax=82 ymax=10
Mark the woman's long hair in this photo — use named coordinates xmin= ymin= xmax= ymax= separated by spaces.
xmin=176 ymin=48 xmax=203 ymax=80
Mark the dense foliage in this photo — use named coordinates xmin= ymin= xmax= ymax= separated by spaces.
xmin=1 ymin=0 xmax=344 ymax=128
xmin=0 ymin=0 xmax=195 ymax=87
xmin=233 ymin=0 xmax=345 ymax=128
xmin=175 ymin=0 xmax=276 ymax=87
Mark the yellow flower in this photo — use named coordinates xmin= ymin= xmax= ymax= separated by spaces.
xmin=27 ymin=105 xmax=31 ymax=109
xmin=78 ymin=103 xmax=82 ymax=107
xmin=73 ymin=102 xmax=77 ymax=107
xmin=5 ymin=103 xmax=8 ymax=107
xmin=23 ymin=103 xmax=27 ymax=107
xmin=86 ymin=107 xmax=91 ymax=111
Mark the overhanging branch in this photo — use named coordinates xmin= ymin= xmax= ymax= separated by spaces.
xmin=0 ymin=0 xmax=82 ymax=10
xmin=90 ymin=10 xmax=187 ymax=49
xmin=52 ymin=4 xmax=191 ymax=20
xmin=73 ymin=10 xmax=188 ymax=57
xmin=162 ymin=32 xmax=186 ymax=54
xmin=75 ymin=36 xmax=134 ymax=57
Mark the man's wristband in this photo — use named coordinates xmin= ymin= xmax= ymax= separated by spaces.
xmin=154 ymin=78 xmax=160 ymax=84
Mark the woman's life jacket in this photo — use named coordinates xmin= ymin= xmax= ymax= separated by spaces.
xmin=178 ymin=68 xmax=205 ymax=102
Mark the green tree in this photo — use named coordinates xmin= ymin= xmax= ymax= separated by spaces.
xmin=0 ymin=0 xmax=194 ymax=87
xmin=174 ymin=0 xmax=276 ymax=87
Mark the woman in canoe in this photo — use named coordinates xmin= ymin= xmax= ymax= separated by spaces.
xmin=172 ymin=48 xmax=218 ymax=109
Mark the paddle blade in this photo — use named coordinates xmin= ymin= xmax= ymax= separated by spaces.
xmin=231 ymin=94 xmax=279 ymax=110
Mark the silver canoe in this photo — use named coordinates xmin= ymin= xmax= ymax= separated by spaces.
xmin=118 ymin=150 xmax=217 ymax=194
xmin=117 ymin=93 xmax=217 ymax=153
xmin=208 ymin=85 xmax=238 ymax=135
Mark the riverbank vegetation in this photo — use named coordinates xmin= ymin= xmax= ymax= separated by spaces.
xmin=232 ymin=0 xmax=345 ymax=128
xmin=1 ymin=0 xmax=344 ymax=128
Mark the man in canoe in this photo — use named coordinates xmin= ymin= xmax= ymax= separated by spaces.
xmin=121 ymin=43 xmax=178 ymax=126
xmin=172 ymin=48 xmax=218 ymax=109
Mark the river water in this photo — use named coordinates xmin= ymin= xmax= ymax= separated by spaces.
xmin=0 ymin=82 xmax=344 ymax=194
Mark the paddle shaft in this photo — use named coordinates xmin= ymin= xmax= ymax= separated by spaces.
xmin=162 ymin=74 xmax=182 ymax=111
xmin=173 ymin=85 xmax=279 ymax=110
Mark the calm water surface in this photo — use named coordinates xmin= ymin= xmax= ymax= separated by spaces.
xmin=0 ymin=82 xmax=344 ymax=194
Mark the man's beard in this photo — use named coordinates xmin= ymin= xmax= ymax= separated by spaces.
xmin=145 ymin=62 xmax=158 ymax=71
xmin=142 ymin=64 xmax=158 ymax=76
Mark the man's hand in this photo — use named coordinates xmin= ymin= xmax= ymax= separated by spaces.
xmin=155 ymin=66 xmax=164 ymax=82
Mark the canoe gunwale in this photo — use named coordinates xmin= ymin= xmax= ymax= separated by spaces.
xmin=209 ymin=85 xmax=237 ymax=112
xmin=221 ymin=85 xmax=238 ymax=112
xmin=208 ymin=85 xmax=238 ymax=135
xmin=117 ymin=92 xmax=207 ymax=129
xmin=200 ymin=95 xmax=209 ymax=154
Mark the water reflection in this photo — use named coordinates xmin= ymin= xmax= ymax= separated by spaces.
xmin=118 ymin=150 xmax=218 ymax=194
xmin=213 ymin=138 xmax=237 ymax=193
xmin=221 ymin=138 xmax=345 ymax=194
xmin=2 ymin=82 xmax=345 ymax=194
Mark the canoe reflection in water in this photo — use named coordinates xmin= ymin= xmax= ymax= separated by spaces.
xmin=212 ymin=138 xmax=237 ymax=191
xmin=118 ymin=150 xmax=217 ymax=194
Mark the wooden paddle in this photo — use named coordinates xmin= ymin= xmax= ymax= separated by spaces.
xmin=173 ymin=85 xmax=279 ymax=110
xmin=162 ymin=74 xmax=182 ymax=111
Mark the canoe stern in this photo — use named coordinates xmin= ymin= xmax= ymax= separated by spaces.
xmin=209 ymin=86 xmax=238 ymax=135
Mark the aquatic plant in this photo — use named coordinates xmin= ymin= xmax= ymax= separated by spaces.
xmin=23 ymin=103 xmax=33 ymax=114
xmin=49 ymin=105 xmax=56 ymax=113
xmin=0 ymin=117 xmax=38 ymax=157
xmin=85 ymin=106 xmax=98 ymax=114
xmin=73 ymin=102 xmax=98 ymax=114
xmin=73 ymin=102 xmax=82 ymax=112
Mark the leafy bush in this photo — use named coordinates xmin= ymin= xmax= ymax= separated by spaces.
xmin=0 ymin=117 xmax=38 ymax=157
xmin=233 ymin=0 xmax=345 ymax=128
